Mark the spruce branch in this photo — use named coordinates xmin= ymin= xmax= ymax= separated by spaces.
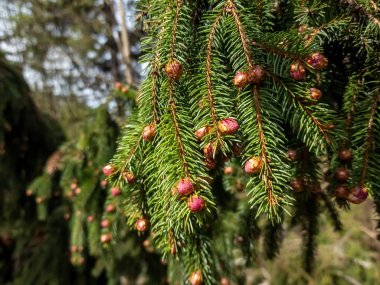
xmin=205 ymin=13 xmax=224 ymax=145
xmin=170 ymin=0 xmax=183 ymax=60
xmin=251 ymin=35 xmax=312 ymax=62
xmin=169 ymin=81 xmax=190 ymax=177
xmin=269 ymin=73 xmax=334 ymax=153
xmin=342 ymin=76 xmax=361 ymax=148
xmin=252 ymin=86 xmax=276 ymax=207
xmin=228 ymin=0 xmax=253 ymax=68
xmin=360 ymin=92 xmax=379 ymax=186
xmin=343 ymin=0 xmax=380 ymax=28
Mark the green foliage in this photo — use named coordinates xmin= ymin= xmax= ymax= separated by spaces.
xmin=2 ymin=0 xmax=380 ymax=284
xmin=110 ymin=0 xmax=380 ymax=284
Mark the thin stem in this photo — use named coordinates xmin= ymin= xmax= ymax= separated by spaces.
xmin=117 ymin=136 xmax=142 ymax=183
xmin=253 ymin=86 xmax=275 ymax=205
xmin=151 ymin=73 xmax=159 ymax=124
xmin=252 ymin=40 xmax=307 ymax=62
xmin=169 ymin=81 xmax=190 ymax=177
xmin=206 ymin=14 xmax=223 ymax=144
xmin=228 ymin=0 xmax=253 ymax=68
xmin=170 ymin=0 xmax=183 ymax=60
xmin=150 ymin=16 xmax=168 ymax=125
xmin=227 ymin=1 xmax=276 ymax=205
xmin=268 ymin=72 xmax=332 ymax=144
xmin=167 ymin=0 xmax=190 ymax=177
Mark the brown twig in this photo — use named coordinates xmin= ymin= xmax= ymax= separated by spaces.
xmin=206 ymin=14 xmax=223 ymax=144
xmin=169 ymin=81 xmax=190 ymax=177
xmin=170 ymin=0 xmax=183 ymax=60
xmin=228 ymin=0 xmax=253 ymax=68
xmin=268 ymin=72 xmax=332 ymax=145
xmin=253 ymin=86 xmax=275 ymax=205
xmin=228 ymin=0 xmax=276 ymax=204
xmin=166 ymin=0 xmax=190 ymax=176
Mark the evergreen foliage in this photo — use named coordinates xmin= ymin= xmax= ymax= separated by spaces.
xmin=1 ymin=0 xmax=380 ymax=284
xmin=107 ymin=0 xmax=380 ymax=284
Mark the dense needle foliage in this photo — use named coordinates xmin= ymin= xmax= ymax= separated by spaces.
xmin=107 ymin=0 xmax=380 ymax=284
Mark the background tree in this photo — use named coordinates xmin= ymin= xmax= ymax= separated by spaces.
xmin=0 ymin=0 xmax=141 ymax=122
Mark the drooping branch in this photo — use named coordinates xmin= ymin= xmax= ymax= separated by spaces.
xmin=165 ymin=0 xmax=190 ymax=177
xmin=228 ymin=1 xmax=277 ymax=206
xmin=268 ymin=73 xmax=332 ymax=145
xmin=169 ymin=82 xmax=190 ymax=177
xmin=342 ymin=81 xmax=360 ymax=148
xmin=253 ymin=86 xmax=275 ymax=206
xmin=170 ymin=0 xmax=183 ymax=60
xmin=343 ymin=0 xmax=380 ymax=28
xmin=228 ymin=0 xmax=253 ymax=68
xmin=205 ymin=14 xmax=223 ymax=143
xmin=116 ymin=136 xmax=142 ymax=183
xmin=360 ymin=93 xmax=380 ymax=185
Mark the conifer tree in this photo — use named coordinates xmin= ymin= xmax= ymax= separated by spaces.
xmin=106 ymin=0 xmax=380 ymax=284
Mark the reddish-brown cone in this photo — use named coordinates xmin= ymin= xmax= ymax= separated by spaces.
xmin=194 ymin=126 xmax=212 ymax=140
xmin=224 ymin=166 xmax=234 ymax=175
xmin=290 ymin=179 xmax=303 ymax=192
xmin=205 ymin=158 xmax=217 ymax=170
xmin=87 ymin=215 xmax=95 ymax=223
xmin=310 ymin=88 xmax=322 ymax=100
xmin=100 ymin=233 xmax=112 ymax=244
xmin=286 ymin=149 xmax=297 ymax=161
xmin=177 ymin=178 xmax=195 ymax=196
xmin=338 ymin=149 xmax=353 ymax=162
xmin=70 ymin=182 xmax=78 ymax=190
xmin=335 ymin=168 xmax=349 ymax=182
xmin=189 ymin=270 xmax=203 ymax=285
xmin=165 ymin=60 xmax=183 ymax=80
xmin=307 ymin=52 xmax=328 ymax=70
xmin=218 ymin=118 xmax=239 ymax=135
xmin=203 ymin=142 xmax=220 ymax=160
xmin=247 ymin=65 xmax=265 ymax=84
xmin=74 ymin=187 xmax=81 ymax=195
xmin=100 ymin=179 xmax=107 ymax=189
xmin=220 ymin=277 xmax=230 ymax=285
xmin=114 ymin=82 xmax=122 ymax=90
xmin=290 ymin=62 xmax=306 ymax=81
xmin=111 ymin=187 xmax=121 ymax=197
xmin=135 ymin=218 xmax=149 ymax=232
xmin=244 ymin=157 xmax=262 ymax=174
xmin=233 ymin=71 xmax=249 ymax=88
xmin=187 ymin=195 xmax=206 ymax=213
xmin=142 ymin=124 xmax=156 ymax=142
xmin=101 ymin=219 xmax=110 ymax=228
xmin=335 ymin=185 xmax=349 ymax=199
xmin=124 ymin=172 xmax=137 ymax=184
xmin=102 ymin=164 xmax=114 ymax=176
xmin=348 ymin=186 xmax=368 ymax=204
xmin=106 ymin=204 xmax=116 ymax=213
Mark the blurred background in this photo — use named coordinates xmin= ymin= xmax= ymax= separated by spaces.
xmin=0 ymin=1 xmax=379 ymax=284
